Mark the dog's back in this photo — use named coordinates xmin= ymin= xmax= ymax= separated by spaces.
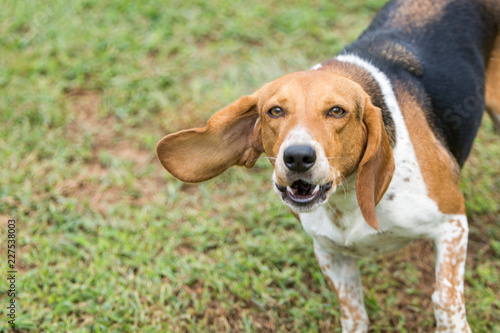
xmin=341 ymin=0 xmax=500 ymax=166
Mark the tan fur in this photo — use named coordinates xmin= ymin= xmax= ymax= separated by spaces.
xmin=388 ymin=0 xmax=451 ymax=30
xmin=156 ymin=92 xmax=263 ymax=183
xmin=259 ymin=71 xmax=367 ymax=180
xmin=322 ymin=60 xmax=398 ymax=147
xmin=376 ymin=41 xmax=423 ymax=76
xmin=481 ymin=0 xmax=500 ymax=20
xmin=355 ymin=99 xmax=395 ymax=231
xmin=394 ymin=85 xmax=465 ymax=215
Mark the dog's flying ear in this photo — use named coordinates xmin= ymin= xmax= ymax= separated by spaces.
xmin=356 ymin=99 xmax=395 ymax=231
xmin=157 ymin=92 xmax=263 ymax=183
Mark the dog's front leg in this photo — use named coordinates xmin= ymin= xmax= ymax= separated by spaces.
xmin=432 ymin=217 xmax=471 ymax=332
xmin=314 ymin=241 xmax=369 ymax=333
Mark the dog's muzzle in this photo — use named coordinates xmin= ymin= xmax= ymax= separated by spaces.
xmin=276 ymin=180 xmax=333 ymax=206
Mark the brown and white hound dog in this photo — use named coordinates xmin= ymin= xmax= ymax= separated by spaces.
xmin=157 ymin=0 xmax=500 ymax=331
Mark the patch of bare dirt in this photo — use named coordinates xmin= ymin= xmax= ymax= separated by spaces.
xmin=66 ymin=88 xmax=102 ymax=120
xmin=174 ymin=244 xmax=195 ymax=256
xmin=57 ymin=164 xmax=120 ymax=215
xmin=66 ymin=88 xmax=116 ymax=158
xmin=62 ymin=88 xmax=165 ymax=215
xmin=383 ymin=239 xmax=436 ymax=331
xmin=111 ymin=141 xmax=153 ymax=168
xmin=197 ymin=300 xmax=277 ymax=333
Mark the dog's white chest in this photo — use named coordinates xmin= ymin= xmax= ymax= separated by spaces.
xmin=299 ymin=154 xmax=445 ymax=258
xmin=298 ymin=187 xmax=440 ymax=257
xmin=298 ymin=201 xmax=412 ymax=258
xmin=301 ymin=210 xmax=412 ymax=257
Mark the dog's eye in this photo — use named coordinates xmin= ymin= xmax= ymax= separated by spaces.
xmin=327 ymin=107 xmax=347 ymax=118
xmin=268 ymin=107 xmax=285 ymax=118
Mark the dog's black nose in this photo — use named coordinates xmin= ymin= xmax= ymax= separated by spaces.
xmin=283 ymin=145 xmax=316 ymax=172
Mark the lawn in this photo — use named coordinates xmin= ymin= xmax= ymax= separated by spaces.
xmin=0 ymin=0 xmax=499 ymax=332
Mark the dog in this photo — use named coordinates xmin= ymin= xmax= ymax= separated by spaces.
xmin=157 ymin=0 xmax=500 ymax=331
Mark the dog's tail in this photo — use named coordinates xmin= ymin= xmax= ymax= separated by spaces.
xmin=486 ymin=41 xmax=500 ymax=135
xmin=485 ymin=105 xmax=500 ymax=135
xmin=485 ymin=39 xmax=500 ymax=135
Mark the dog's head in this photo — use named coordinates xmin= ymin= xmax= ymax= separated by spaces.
xmin=157 ymin=69 xmax=394 ymax=230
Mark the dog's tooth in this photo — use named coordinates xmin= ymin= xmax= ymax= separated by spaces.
xmin=312 ymin=185 xmax=320 ymax=194
xmin=287 ymin=186 xmax=294 ymax=195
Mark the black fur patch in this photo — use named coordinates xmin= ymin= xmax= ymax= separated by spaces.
xmin=337 ymin=0 xmax=500 ymax=166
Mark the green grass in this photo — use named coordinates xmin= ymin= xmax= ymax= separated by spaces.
xmin=0 ymin=0 xmax=499 ymax=332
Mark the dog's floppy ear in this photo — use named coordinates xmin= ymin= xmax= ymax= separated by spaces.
xmin=157 ymin=92 xmax=263 ymax=183
xmin=356 ymin=99 xmax=395 ymax=231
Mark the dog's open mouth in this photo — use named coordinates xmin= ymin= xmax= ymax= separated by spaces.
xmin=276 ymin=180 xmax=333 ymax=206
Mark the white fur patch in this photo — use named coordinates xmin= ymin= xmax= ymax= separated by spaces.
xmin=310 ymin=63 xmax=322 ymax=70
xmin=253 ymin=117 xmax=260 ymax=130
